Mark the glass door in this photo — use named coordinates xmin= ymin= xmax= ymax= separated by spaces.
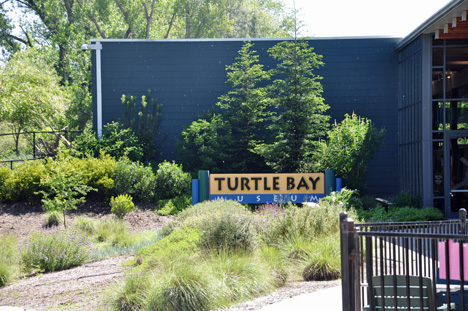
xmin=445 ymin=131 xmax=468 ymax=218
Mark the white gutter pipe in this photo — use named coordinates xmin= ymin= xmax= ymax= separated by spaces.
xmin=81 ymin=42 xmax=103 ymax=138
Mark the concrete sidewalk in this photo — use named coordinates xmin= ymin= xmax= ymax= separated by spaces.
xmin=258 ymin=285 xmax=342 ymax=311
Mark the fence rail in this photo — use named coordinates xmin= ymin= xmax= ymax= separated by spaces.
xmin=0 ymin=129 xmax=82 ymax=169
xmin=341 ymin=209 xmax=468 ymax=311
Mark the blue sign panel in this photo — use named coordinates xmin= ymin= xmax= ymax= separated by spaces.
xmin=209 ymin=194 xmax=325 ymax=204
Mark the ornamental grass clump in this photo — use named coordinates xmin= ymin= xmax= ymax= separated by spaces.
xmin=0 ymin=235 xmax=19 ymax=287
xmin=22 ymin=228 xmax=95 ymax=272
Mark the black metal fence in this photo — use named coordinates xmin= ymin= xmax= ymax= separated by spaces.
xmin=0 ymin=129 xmax=81 ymax=169
xmin=341 ymin=209 xmax=468 ymax=311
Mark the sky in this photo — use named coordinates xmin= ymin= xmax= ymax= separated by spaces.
xmin=282 ymin=0 xmax=453 ymax=38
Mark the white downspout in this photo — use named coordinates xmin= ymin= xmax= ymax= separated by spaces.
xmin=95 ymin=42 xmax=102 ymax=138
xmin=82 ymin=42 xmax=103 ymax=138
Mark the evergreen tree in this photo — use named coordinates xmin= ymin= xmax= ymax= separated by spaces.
xmin=256 ymin=39 xmax=330 ymax=173
xmin=216 ymin=41 xmax=272 ymax=172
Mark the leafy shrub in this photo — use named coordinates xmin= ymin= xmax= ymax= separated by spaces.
xmin=315 ymin=113 xmax=385 ymax=192
xmin=0 ymin=166 xmax=11 ymax=201
xmin=121 ymin=90 xmax=163 ymax=164
xmin=391 ymin=190 xmax=420 ymax=208
xmin=70 ymin=126 xmax=100 ymax=158
xmin=73 ymin=154 xmax=116 ymax=196
xmin=4 ymin=160 xmax=47 ymax=202
xmin=320 ymin=188 xmax=362 ymax=209
xmin=357 ymin=205 xmax=444 ymax=222
xmin=39 ymin=156 xmax=96 ymax=228
xmin=110 ymin=194 xmax=135 ymax=219
xmin=154 ymin=161 xmax=191 ymax=200
xmin=43 ymin=210 xmax=64 ymax=227
xmin=22 ymin=229 xmax=94 ymax=272
xmin=178 ymin=113 xmax=234 ymax=176
xmin=113 ymin=158 xmax=156 ymax=202
xmin=72 ymin=122 xmax=143 ymax=162
xmin=157 ymin=194 xmax=192 ymax=216
xmin=0 ymin=235 xmax=19 ymax=287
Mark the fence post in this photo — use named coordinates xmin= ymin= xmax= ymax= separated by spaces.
xmin=341 ymin=211 xmax=357 ymax=311
xmin=460 ymin=208 xmax=467 ymax=235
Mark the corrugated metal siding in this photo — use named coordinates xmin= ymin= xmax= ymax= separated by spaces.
xmin=93 ymin=37 xmax=400 ymax=197
xmin=397 ymin=37 xmax=423 ymax=198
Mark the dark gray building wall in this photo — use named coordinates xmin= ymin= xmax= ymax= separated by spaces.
xmin=397 ymin=36 xmax=424 ymax=199
xmin=92 ymin=37 xmax=400 ymax=197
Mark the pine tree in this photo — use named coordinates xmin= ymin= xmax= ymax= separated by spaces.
xmin=256 ymin=39 xmax=330 ymax=172
xmin=216 ymin=41 xmax=272 ymax=172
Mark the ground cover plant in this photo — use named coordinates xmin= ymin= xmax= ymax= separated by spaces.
xmin=109 ymin=199 xmax=352 ymax=310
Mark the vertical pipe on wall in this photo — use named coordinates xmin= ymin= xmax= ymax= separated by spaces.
xmin=95 ymin=42 xmax=103 ymax=139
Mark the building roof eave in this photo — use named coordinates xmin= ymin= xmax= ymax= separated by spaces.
xmin=396 ymin=0 xmax=467 ymax=51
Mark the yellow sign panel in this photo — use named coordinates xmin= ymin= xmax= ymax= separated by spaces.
xmin=210 ymin=173 xmax=324 ymax=195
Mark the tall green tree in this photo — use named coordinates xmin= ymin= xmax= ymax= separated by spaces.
xmin=0 ymin=49 xmax=70 ymax=154
xmin=256 ymin=39 xmax=330 ymax=173
xmin=216 ymin=41 xmax=271 ymax=172
xmin=2 ymin=0 xmax=294 ymax=130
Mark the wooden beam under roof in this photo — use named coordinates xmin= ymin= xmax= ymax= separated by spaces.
xmin=437 ymin=14 xmax=468 ymax=39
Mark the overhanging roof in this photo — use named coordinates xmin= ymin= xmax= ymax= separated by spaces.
xmin=397 ymin=0 xmax=468 ymax=50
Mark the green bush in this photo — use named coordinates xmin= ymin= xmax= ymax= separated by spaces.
xmin=4 ymin=160 xmax=47 ymax=203
xmin=154 ymin=161 xmax=191 ymax=200
xmin=357 ymin=205 xmax=444 ymax=222
xmin=110 ymin=194 xmax=135 ymax=219
xmin=73 ymin=154 xmax=116 ymax=196
xmin=178 ymin=113 xmax=234 ymax=176
xmin=72 ymin=122 xmax=143 ymax=162
xmin=22 ymin=229 xmax=94 ymax=272
xmin=113 ymin=158 xmax=156 ymax=202
xmin=319 ymin=188 xmax=362 ymax=209
xmin=391 ymin=190 xmax=420 ymax=208
xmin=0 ymin=166 xmax=11 ymax=201
xmin=0 ymin=235 xmax=19 ymax=287
xmin=315 ymin=113 xmax=385 ymax=192
xmin=157 ymin=194 xmax=192 ymax=216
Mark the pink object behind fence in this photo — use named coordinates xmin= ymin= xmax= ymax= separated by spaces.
xmin=438 ymin=239 xmax=468 ymax=280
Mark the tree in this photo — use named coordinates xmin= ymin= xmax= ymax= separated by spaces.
xmin=2 ymin=0 xmax=294 ymax=129
xmin=256 ymin=39 xmax=330 ymax=173
xmin=315 ymin=113 xmax=385 ymax=192
xmin=0 ymin=49 xmax=70 ymax=155
xmin=216 ymin=41 xmax=272 ymax=172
